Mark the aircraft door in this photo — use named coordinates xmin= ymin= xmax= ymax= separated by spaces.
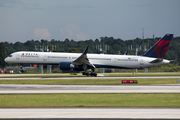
xmin=43 ymin=54 xmax=48 ymax=61
xmin=16 ymin=54 xmax=20 ymax=60
xmin=140 ymin=59 xmax=144 ymax=67
xmin=114 ymin=58 xmax=117 ymax=63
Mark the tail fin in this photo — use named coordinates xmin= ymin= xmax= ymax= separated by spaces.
xmin=143 ymin=34 xmax=173 ymax=58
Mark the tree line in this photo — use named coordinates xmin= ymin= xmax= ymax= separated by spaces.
xmin=3 ymin=36 xmax=180 ymax=66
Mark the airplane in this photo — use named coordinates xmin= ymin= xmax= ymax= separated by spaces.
xmin=5 ymin=34 xmax=173 ymax=76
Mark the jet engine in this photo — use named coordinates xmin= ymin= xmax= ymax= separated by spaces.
xmin=59 ymin=62 xmax=74 ymax=70
xmin=59 ymin=62 xmax=84 ymax=71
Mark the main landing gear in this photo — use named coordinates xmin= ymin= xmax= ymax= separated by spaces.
xmin=82 ymin=71 xmax=97 ymax=77
xmin=82 ymin=65 xmax=97 ymax=77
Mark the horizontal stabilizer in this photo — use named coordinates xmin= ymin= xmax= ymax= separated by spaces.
xmin=169 ymin=60 xmax=175 ymax=63
xmin=149 ymin=58 xmax=163 ymax=63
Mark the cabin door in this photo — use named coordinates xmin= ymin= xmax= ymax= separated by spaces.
xmin=114 ymin=58 xmax=117 ymax=63
xmin=140 ymin=59 xmax=144 ymax=67
xmin=16 ymin=54 xmax=20 ymax=60
xmin=43 ymin=54 xmax=49 ymax=61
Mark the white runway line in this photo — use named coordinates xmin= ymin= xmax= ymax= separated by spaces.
xmin=0 ymin=108 xmax=180 ymax=118
xmin=0 ymin=84 xmax=180 ymax=93
xmin=0 ymin=76 xmax=180 ymax=80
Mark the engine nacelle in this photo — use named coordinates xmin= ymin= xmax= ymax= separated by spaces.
xmin=59 ymin=62 xmax=74 ymax=70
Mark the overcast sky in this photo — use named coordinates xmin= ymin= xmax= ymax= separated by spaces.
xmin=0 ymin=0 xmax=180 ymax=43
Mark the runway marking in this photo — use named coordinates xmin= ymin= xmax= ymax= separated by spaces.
xmin=0 ymin=76 xmax=180 ymax=80
xmin=0 ymin=108 xmax=179 ymax=118
xmin=0 ymin=84 xmax=180 ymax=93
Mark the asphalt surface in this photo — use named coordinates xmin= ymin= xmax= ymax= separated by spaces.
xmin=0 ymin=84 xmax=180 ymax=93
xmin=0 ymin=108 xmax=180 ymax=119
xmin=0 ymin=76 xmax=180 ymax=80
xmin=0 ymin=75 xmax=179 ymax=119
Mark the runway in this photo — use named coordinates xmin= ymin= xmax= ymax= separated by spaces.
xmin=0 ymin=76 xmax=180 ymax=80
xmin=0 ymin=84 xmax=180 ymax=93
xmin=0 ymin=76 xmax=180 ymax=119
xmin=0 ymin=108 xmax=180 ymax=119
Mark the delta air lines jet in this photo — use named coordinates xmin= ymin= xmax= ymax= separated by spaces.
xmin=5 ymin=34 xmax=173 ymax=76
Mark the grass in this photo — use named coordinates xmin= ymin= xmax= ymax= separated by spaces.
xmin=0 ymin=72 xmax=180 ymax=78
xmin=0 ymin=78 xmax=179 ymax=85
xmin=106 ymin=72 xmax=180 ymax=76
xmin=0 ymin=93 xmax=179 ymax=108
xmin=1 ymin=72 xmax=179 ymax=108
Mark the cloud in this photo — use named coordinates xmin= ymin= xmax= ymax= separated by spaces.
xmin=33 ymin=28 xmax=51 ymax=40
xmin=60 ymin=24 xmax=89 ymax=40
xmin=76 ymin=32 xmax=90 ymax=40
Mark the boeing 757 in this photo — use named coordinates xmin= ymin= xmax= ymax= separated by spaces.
xmin=5 ymin=34 xmax=173 ymax=76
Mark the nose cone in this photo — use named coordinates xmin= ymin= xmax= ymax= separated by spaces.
xmin=4 ymin=57 xmax=9 ymax=63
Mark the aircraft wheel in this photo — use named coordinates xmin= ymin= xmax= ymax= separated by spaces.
xmin=82 ymin=71 xmax=89 ymax=76
xmin=82 ymin=72 xmax=86 ymax=75
xmin=90 ymin=73 xmax=97 ymax=77
xmin=93 ymin=73 xmax=97 ymax=77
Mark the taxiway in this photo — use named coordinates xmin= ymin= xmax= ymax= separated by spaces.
xmin=0 ymin=108 xmax=180 ymax=119
xmin=0 ymin=75 xmax=180 ymax=119
xmin=0 ymin=84 xmax=180 ymax=93
xmin=0 ymin=76 xmax=180 ymax=80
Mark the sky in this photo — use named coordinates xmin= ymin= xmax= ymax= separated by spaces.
xmin=0 ymin=0 xmax=180 ymax=43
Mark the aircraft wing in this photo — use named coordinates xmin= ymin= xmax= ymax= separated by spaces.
xmin=124 ymin=51 xmax=128 ymax=55
xmin=72 ymin=46 xmax=95 ymax=68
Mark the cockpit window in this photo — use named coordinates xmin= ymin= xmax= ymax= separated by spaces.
xmin=9 ymin=55 xmax=12 ymax=57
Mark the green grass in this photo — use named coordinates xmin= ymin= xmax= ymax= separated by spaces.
xmin=0 ymin=93 xmax=179 ymax=108
xmin=1 ymin=72 xmax=180 ymax=78
xmin=0 ymin=78 xmax=179 ymax=85
xmin=0 ymin=74 xmax=84 ymax=78
xmin=106 ymin=72 xmax=180 ymax=76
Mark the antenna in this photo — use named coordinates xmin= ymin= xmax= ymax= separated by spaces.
xmin=142 ymin=28 xmax=144 ymax=51
xmin=142 ymin=28 xmax=144 ymax=39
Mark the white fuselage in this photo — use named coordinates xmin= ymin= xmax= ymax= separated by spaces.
xmin=5 ymin=51 xmax=170 ymax=69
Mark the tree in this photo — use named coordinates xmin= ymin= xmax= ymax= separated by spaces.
xmin=68 ymin=48 xmax=80 ymax=53
xmin=0 ymin=42 xmax=6 ymax=68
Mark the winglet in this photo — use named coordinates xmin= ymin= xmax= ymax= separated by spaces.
xmin=124 ymin=51 xmax=128 ymax=55
xmin=83 ymin=46 xmax=89 ymax=55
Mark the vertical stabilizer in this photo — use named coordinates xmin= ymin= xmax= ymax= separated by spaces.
xmin=143 ymin=34 xmax=173 ymax=58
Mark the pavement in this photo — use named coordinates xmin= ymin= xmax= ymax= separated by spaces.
xmin=0 ymin=75 xmax=179 ymax=119
xmin=0 ymin=76 xmax=180 ymax=80
xmin=0 ymin=84 xmax=180 ymax=93
xmin=0 ymin=108 xmax=180 ymax=119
